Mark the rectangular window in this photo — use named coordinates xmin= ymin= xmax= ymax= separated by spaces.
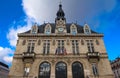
xmin=86 ymin=40 xmax=94 ymax=52
xmin=43 ymin=40 xmax=50 ymax=55
xmin=24 ymin=63 xmax=30 ymax=77
xmin=27 ymin=40 xmax=35 ymax=53
xmin=92 ymin=63 xmax=98 ymax=76
xmin=55 ymin=40 xmax=65 ymax=55
xmin=24 ymin=67 xmax=30 ymax=76
xmin=72 ymin=40 xmax=79 ymax=55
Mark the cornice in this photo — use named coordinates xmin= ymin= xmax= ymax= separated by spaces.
xmin=18 ymin=33 xmax=104 ymax=37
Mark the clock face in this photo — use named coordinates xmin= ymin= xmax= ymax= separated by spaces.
xmin=58 ymin=27 xmax=64 ymax=32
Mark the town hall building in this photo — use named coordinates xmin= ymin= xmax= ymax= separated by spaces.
xmin=9 ymin=3 xmax=114 ymax=78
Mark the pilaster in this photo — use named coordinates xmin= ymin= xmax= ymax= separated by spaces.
xmin=51 ymin=63 xmax=55 ymax=78
xmin=67 ymin=64 xmax=72 ymax=78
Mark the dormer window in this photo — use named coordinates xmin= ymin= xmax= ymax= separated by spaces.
xmin=45 ymin=27 xmax=51 ymax=34
xmin=45 ymin=24 xmax=51 ymax=34
xmin=84 ymin=24 xmax=91 ymax=34
xmin=32 ymin=27 xmax=36 ymax=34
xmin=31 ymin=24 xmax=38 ymax=34
xmin=71 ymin=24 xmax=77 ymax=35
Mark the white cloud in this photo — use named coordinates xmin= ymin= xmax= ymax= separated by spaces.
xmin=7 ymin=18 xmax=32 ymax=47
xmin=22 ymin=0 xmax=117 ymax=24
xmin=22 ymin=0 xmax=58 ymax=23
xmin=2 ymin=18 xmax=32 ymax=64
xmin=0 ymin=47 xmax=14 ymax=64
xmin=7 ymin=25 xmax=31 ymax=47
xmin=3 ymin=56 xmax=13 ymax=63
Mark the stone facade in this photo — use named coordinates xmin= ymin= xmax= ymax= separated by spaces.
xmin=111 ymin=57 xmax=120 ymax=78
xmin=9 ymin=3 xmax=114 ymax=78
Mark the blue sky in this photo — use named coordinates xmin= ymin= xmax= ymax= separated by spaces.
xmin=0 ymin=0 xmax=120 ymax=66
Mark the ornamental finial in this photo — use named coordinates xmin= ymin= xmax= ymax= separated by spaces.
xmin=60 ymin=0 xmax=62 ymax=4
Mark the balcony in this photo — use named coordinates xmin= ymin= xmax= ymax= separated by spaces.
xmin=87 ymin=52 xmax=100 ymax=61
xmin=22 ymin=52 xmax=36 ymax=62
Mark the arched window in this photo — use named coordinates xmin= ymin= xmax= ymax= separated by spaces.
xmin=45 ymin=25 xmax=51 ymax=34
xmin=55 ymin=62 xmax=67 ymax=78
xmin=71 ymin=25 xmax=77 ymax=35
xmin=39 ymin=62 xmax=51 ymax=78
xmin=72 ymin=62 xmax=84 ymax=78
xmin=84 ymin=24 xmax=91 ymax=34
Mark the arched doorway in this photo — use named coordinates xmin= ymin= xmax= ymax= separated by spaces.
xmin=39 ymin=62 xmax=51 ymax=78
xmin=55 ymin=62 xmax=67 ymax=78
xmin=72 ymin=62 xmax=84 ymax=78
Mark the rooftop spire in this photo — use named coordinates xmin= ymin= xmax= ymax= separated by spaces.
xmin=56 ymin=1 xmax=65 ymax=18
xmin=55 ymin=1 xmax=66 ymax=23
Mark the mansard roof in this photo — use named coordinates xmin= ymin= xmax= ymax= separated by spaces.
xmin=23 ymin=23 xmax=98 ymax=34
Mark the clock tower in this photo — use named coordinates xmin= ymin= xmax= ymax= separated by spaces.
xmin=55 ymin=3 xmax=67 ymax=33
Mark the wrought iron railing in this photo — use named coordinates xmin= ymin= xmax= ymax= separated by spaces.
xmin=87 ymin=52 xmax=100 ymax=60
xmin=22 ymin=52 xmax=36 ymax=62
xmin=22 ymin=52 xmax=35 ymax=58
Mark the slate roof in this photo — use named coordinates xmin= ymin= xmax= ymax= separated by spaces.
xmin=0 ymin=62 xmax=9 ymax=68
xmin=23 ymin=23 xmax=98 ymax=34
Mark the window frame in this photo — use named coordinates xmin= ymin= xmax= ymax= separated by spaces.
xmin=92 ymin=63 xmax=99 ymax=76
xmin=27 ymin=40 xmax=36 ymax=53
xmin=31 ymin=25 xmax=38 ymax=34
xmin=55 ymin=62 xmax=67 ymax=78
xmin=45 ymin=24 xmax=51 ymax=34
xmin=70 ymin=24 xmax=77 ymax=35
xmin=39 ymin=62 xmax=51 ymax=78
xmin=84 ymin=24 xmax=91 ymax=34
xmin=72 ymin=62 xmax=85 ymax=78
xmin=55 ymin=40 xmax=65 ymax=55
xmin=72 ymin=40 xmax=79 ymax=55
xmin=43 ymin=40 xmax=50 ymax=55
xmin=86 ymin=40 xmax=94 ymax=52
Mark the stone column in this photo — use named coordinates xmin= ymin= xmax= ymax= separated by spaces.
xmin=50 ymin=63 xmax=55 ymax=78
xmin=67 ymin=64 xmax=72 ymax=78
